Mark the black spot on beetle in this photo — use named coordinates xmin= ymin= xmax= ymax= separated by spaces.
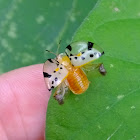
xmin=70 ymin=58 xmax=71 ymax=60
xmin=48 ymin=59 xmax=53 ymax=63
xmin=99 ymin=51 xmax=104 ymax=57
xmin=56 ymin=60 xmax=59 ymax=64
xmin=55 ymin=77 xmax=58 ymax=81
xmin=51 ymin=86 xmax=54 ymax=89
xmin=70 ymin=53 xmax=73 ymax=56
xmin=81 ymin=56 xmax=85 ymax=60
xmin=88 ymin=42 xmax=94 ymax=50
xmin=82 ymin=52 xmax=85 ymax=54
xmin=66 ymin=45 xmax=72 ymax=51
xmin=54 ymin=71 xmax=56 ymax=73
xmin=60 ymin=67 xmax=63 ymax=69
xmin=90 ymin=54 xmax=94 ymax=57
xmin=52 ymin=81 xmax=54 ymax=84
xmin=101 ymin=51 xmax=104 ymax=56
xmin=43 ymin=72 xmax=51 ymax=78
xmin=74 ymin=57 xmax=77 ymax=59
xmin=48 ymin=89 xmax=51 ymax=91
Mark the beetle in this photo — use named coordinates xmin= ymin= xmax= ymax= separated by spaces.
xmin=43 ymin=41 xmax=106 ymax=104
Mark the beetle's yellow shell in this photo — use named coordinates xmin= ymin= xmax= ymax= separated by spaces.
xmin=67 ymin=67 xmax=89 ymax=94
xmin=58 ymin=55 xmax=89 ymax=94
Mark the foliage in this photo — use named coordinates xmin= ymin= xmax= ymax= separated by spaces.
xmin=46 ymin=0 xmax=140 ymax=140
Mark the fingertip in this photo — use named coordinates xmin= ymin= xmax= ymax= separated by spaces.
xmin=0 ymin=64 xmax=51 ymax=106
xmin=0 ymin=64 xmax=51 ymax=140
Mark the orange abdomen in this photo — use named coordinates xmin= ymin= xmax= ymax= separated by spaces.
xmin=67 ymin=68 xmax=89 ymax=94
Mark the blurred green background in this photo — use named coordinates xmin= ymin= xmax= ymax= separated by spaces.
xmin=0 ymin=0 xmax=97 ymax=74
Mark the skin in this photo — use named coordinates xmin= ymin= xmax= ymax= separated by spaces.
xmin=0 ymin=64 xmax=51 ymax=140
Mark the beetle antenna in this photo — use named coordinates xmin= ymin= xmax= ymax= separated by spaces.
xmin=46 ymin=50 xmax=57 ymax=57
xmin=56 ymin=40 xmax=61 ymax=55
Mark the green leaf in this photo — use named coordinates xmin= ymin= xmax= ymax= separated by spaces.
xmin=46 ymin=0 xmax=140 ymax=140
